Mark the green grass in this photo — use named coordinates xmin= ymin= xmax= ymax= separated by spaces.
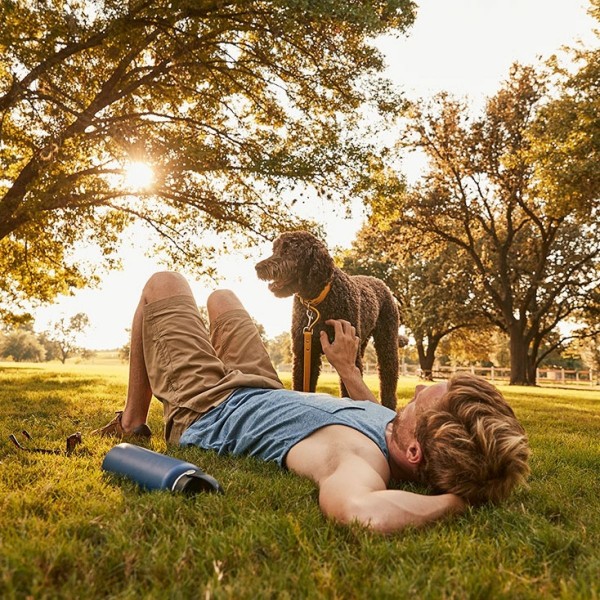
xmin=1 ymin=361 xmax=599 ymax=599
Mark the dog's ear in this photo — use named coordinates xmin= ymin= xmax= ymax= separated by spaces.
xmin=301 ymin=238 xmax=334 ymax=292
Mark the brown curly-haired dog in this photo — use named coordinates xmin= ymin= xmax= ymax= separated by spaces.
xmin=256 ymin=231 xmax=399 ymax=410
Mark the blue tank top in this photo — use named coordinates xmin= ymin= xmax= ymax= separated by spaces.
xmin=179 ymin=387 xmax=397 ymax=467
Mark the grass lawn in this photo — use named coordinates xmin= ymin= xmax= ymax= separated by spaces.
xmin=1 ymin=360 xmax=599 ymax=599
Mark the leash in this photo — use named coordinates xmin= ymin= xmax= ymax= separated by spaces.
xmin=296 ymin=280 xmax=332 ymax=392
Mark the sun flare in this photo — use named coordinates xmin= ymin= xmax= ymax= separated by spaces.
xmin=124 ymin=161 xmax=154 ymax=191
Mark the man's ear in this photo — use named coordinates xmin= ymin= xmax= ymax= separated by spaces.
xmin=406 ymin=441 xmax=423 ymax=466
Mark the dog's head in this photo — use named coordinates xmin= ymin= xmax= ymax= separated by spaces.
xmin=255 ymin=231 xmax=334 ymax=298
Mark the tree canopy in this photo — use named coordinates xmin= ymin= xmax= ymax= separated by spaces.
xmin=529 ymin=0 xmax=600 ymax=219
xmin=0 ymin=327 xmax=45 ymax=362
xmin=0 ymin=0 xmax=416 ymax=318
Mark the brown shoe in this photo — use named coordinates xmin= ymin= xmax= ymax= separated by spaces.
xmin=92 ymin=411 xmax=152 ymax=440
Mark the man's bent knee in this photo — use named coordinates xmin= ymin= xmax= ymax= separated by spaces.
xmin=207 ymin=290 xmax=245 ymax=322
xmin=142 ymin=271 xmax=193 ymax=304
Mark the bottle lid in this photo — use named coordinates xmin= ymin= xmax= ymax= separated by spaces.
xmin=171 ymin=469 xmax=223 ymax=495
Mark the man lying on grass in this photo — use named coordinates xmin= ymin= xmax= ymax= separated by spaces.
xmin=94 ymin=272 xmax=530 ymax=534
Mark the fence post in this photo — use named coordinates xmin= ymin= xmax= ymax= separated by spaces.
xmin=490 ymin=365 xmax=495 ymax=382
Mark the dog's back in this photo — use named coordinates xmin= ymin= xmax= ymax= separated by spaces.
xmin=338 ymin=272 xmax=398 ymax=337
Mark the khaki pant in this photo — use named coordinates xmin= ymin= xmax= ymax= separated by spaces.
xmin=142 ymin=295 xmax=283 ymax=443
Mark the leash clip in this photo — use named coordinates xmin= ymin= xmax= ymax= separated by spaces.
xmin=303 ymin=304 xmax=320 ymax=333
xmin=304 ymin=307 xmax=315 ymax=332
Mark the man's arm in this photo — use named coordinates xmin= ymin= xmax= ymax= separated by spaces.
xmin=320 ymin=319 xmax=377 ymax=403
xmin=318 ymin=458 xmax=466 ymax=534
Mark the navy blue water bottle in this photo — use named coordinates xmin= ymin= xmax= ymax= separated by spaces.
xmin=102 ymin=443 xmax=223 ymax=495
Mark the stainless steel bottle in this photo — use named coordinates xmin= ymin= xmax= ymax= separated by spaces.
xmin=102 ymin=443 xmax=223 ymax=495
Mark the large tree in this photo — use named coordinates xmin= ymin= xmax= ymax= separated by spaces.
xmin=0 ymin=0 xmax=416 ymax=317
xmin=371 ymin=64 xmax=600 ymax=385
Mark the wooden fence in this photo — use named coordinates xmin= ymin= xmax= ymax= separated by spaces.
xmin=402 ymin=365 xmax=598 ymax=387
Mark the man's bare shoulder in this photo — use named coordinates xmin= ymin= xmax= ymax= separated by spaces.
xmin=285 ymin=425 xmax=391 ymax=485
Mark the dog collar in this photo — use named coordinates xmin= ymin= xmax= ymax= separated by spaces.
xmin=297 ymin=279 xmax=332 ymax=308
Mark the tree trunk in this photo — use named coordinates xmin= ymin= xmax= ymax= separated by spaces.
xmin=416 ymin=335 xmax=440 ymax=381
xmin=527 ymin=361 xmax=538 ymax=385
xmin=509 ymin=329 xmax=535 ymax=385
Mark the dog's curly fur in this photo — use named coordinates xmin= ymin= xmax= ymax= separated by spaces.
xmin=256 ymin=231 xmax=399 ymax=410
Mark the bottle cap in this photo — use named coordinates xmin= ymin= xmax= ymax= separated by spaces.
xmin=171 ymin=469 xmax=223 ymax=495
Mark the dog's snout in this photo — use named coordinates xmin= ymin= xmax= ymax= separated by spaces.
xmin=255 ymin=257 xmax=275 ymax=280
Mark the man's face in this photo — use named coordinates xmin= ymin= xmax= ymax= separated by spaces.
xmin=397 ymin=381 xmax=449 ymax=436
xmin=388 ymin=381 xmax=449 ymax=481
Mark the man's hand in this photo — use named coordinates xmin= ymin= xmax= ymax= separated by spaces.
xmin=320 ymin=319 xmax=376 ymax=402
xmin=320 ymin=319 xmax=359 ymax=377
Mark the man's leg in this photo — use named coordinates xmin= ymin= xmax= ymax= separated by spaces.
xmin=118 ymin=301 xmax=152 ymax=433
xmin=207 ymin=290 xmax=283 ymax=386
xmin=207 ymin=289 xmax=245 ymax=322
xmin=121 ymin=271 xmax=194 ymax=431
xmin=94 ymin=272 xmax=195 ymax=437
xmin=96 ymin=273 xmax=283 ymax=443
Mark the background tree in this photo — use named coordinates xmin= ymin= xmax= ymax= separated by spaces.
xmin=368 ymin=64 xmax=600 ymax=385
xmin=266 ymin=331 xmax=292 ymax=368
xmin=438 ymin=327 xmax=506 ymax=368
xmin=537 ymin=338 xmax=585 ymax=370
xmin=0 ymin=0 xmax=416 ymax=319
xmin=574 ymin=288 xmax=600 ymax=380
xmin=79 ymin=348 xmax=97 ymax=361
xmin=578 ymin=335 xmax=600 ymax=383
xmin=0 ymin=328 xmax=46 ymax=362
xmin=119 ymin=328 xmax=131 ymax=363
xmin=45 ymin=313 xmax=91 ymax=364
xmin=36 ymin=331 xmax=62 ymax=361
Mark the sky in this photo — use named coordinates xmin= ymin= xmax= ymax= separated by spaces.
xmin=33 ymin=0 xmax=598 ymax=350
